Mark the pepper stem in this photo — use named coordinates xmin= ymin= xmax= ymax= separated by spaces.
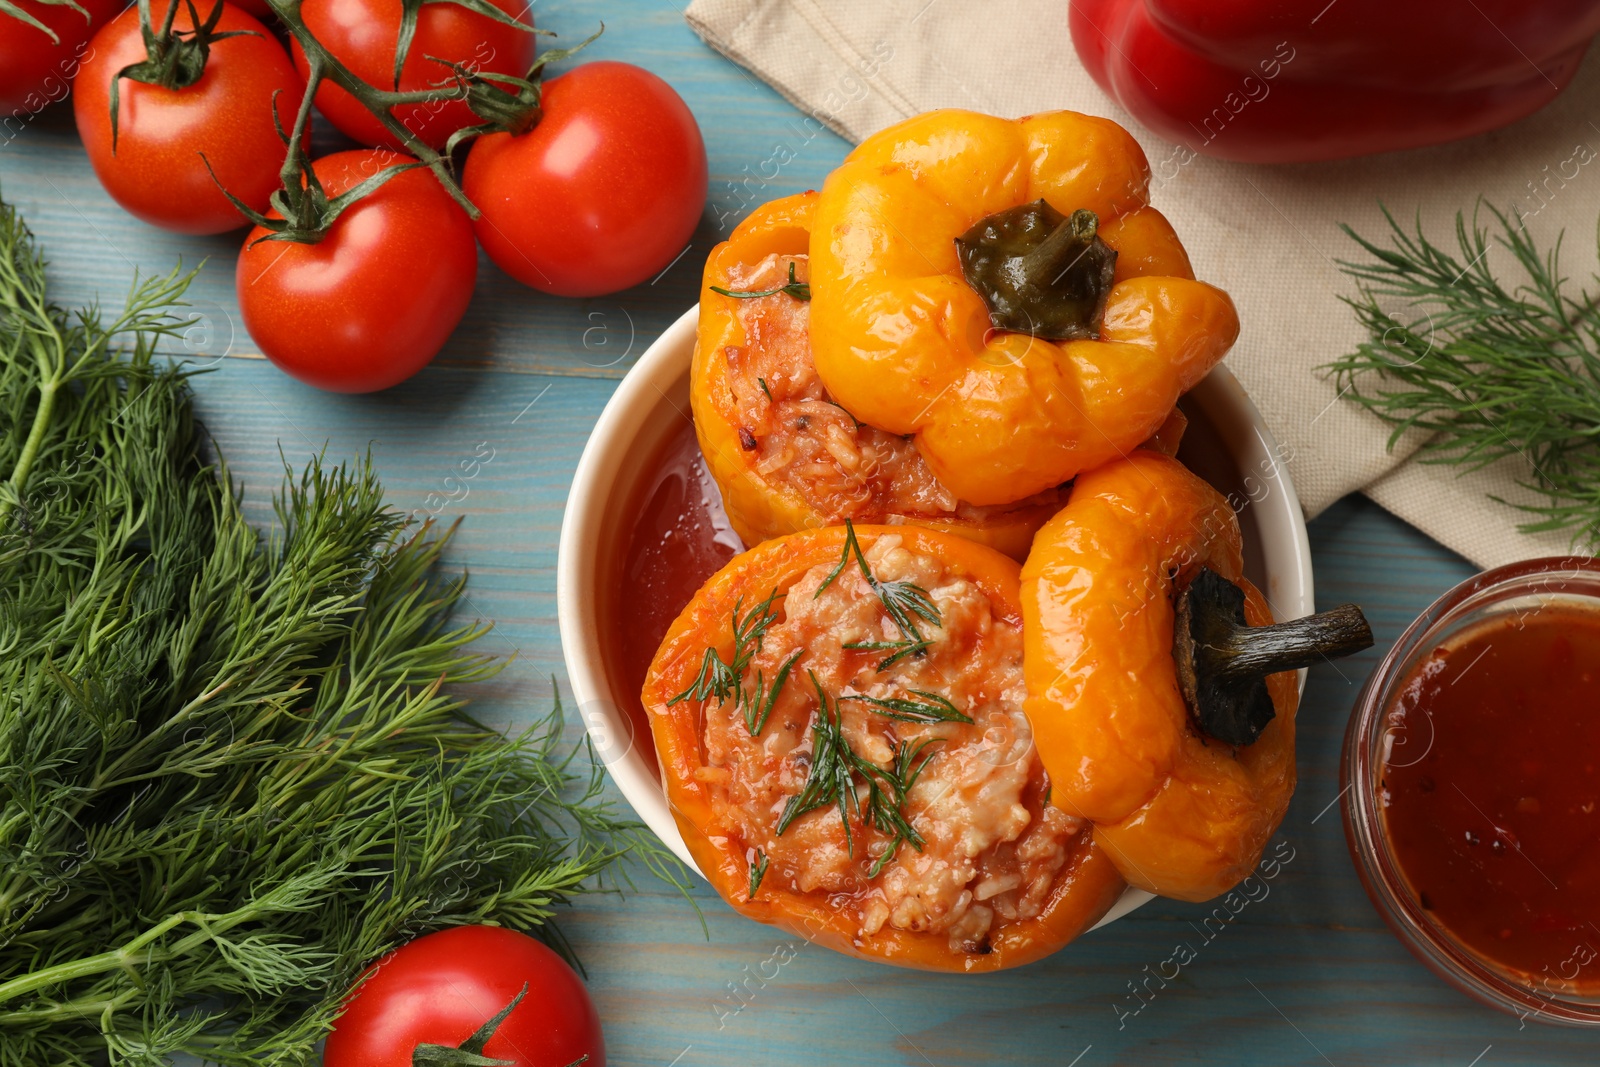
xmin=1201 ymin=605 xmax=1374 ymax=682
xmin=953 ymin=199 xmax=1118 ymax=341
xmin=1174 ymin=567 xmax=1373 ymax=747
xmin=1018 ymin=208 xmax=1100 ymax=291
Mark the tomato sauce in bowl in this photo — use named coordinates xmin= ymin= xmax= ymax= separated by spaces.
xmin=1344 ymin=557 xmax=1600 ymax=1025
xmin=607 ymin=422 xmax=741 ymax=760
xmin=1381 ymin=609 xmax=1600 ymax=990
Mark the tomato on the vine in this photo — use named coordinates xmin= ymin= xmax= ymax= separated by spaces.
xmin=461 ymin=60 xmax=708 ymax=297
xmin=236 ymin=148 xmax=477 ymax=393
xmin=0 ymin=0 xmax=123 ymax=115
xmin=73 ymin=1 xmax=304 ymax=235
xmin=323 ymin=925 xmax=605 ymax=1067
xmin=291 ymin=0 xmax=537 ymax=150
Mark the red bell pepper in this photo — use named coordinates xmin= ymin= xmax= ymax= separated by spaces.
xmin=1070 ymin=0 xmax=1600 ymax=163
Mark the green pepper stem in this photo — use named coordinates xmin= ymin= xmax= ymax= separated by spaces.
xmin=954 ymin=200 xmax=1117 ymax=341
xmin=1019 ymin=208 xmax=1099 ymax=290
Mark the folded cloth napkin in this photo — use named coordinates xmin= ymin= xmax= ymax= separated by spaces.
xmin=686 ymin=0 xmax=1600 ymax=569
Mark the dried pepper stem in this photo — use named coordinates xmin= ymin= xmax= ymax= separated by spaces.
xmin=1174 ymin=567 xmax=1373 ymax=747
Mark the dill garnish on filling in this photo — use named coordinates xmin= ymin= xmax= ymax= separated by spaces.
xmin=667 ymin=587 xmax=798 ymax=736
xmin=775 ymin=673 xmax=942 ymax=877
xmin=710 ymin=260 xmax=811 ymax=301
xmin=823 ymin=520 xmax=943 ymax=670
xmin=677 ymin=523 xmax=964 ymax=884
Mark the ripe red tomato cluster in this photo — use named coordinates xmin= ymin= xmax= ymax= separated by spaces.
xmin=6 ymin=0 xmax=708 ymax=393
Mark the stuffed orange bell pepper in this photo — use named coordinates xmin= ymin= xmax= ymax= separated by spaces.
xmin=693 ymin=191 xmax=1186 ymax=559
xmin=809 ymin=109 xmax=1237 ymax=507
xmin=642 ymin=523 xmax=1125 ymax=969
xmin=1021 ymin=452 xmax=1370 ymax=901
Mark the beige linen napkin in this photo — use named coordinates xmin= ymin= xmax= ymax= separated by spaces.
xmin=685 ymin=0 xmax=1600 ymax=569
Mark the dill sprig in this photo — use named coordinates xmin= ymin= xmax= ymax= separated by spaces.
xmin=859 ymin=735 xmax=940 ymax=879
xmin=775 ymin=674 xmax=859 ymax=846
xmin=1327 ymin=201 xmax=1600 ymax=545
xmin=774 ymin=673 xmax=941 ymax=876
xmin=838 ymin=690 xmax=972 ymax=724
xmin=747 ymin=849 xmax=769 ymax=898
xmin=710 ymin=261 xmax=810 ymax=301
xmin=746 ymin=647 xmax=803 ymax=736
xmin=0 ymin=195 xmax=679 ymax=1065
xmin=667 ymin=588 xmax=796 ymax=736
xmin=822 ymin=520 xmax=942 ymax=669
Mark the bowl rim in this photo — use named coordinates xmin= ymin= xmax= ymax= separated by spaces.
xmin=1340 ymin=554 xmax=1600 ymax=1027
xmin=558 ymin=303 xmax=1315 ymax=934
xmin=557 ymin=305 xmax=702 ymax=863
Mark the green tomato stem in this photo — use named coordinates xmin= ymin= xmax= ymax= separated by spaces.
xmin=263 ymin=0 xmax=481 ymax=235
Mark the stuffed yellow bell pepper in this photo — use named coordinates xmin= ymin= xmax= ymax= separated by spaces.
xmin=1021 ymin=452 xmax=1371 ymax=901
xmin=809 ymin=109 xmax=1238 ymax=507
xmin=693 ymin=193 xmax=1065 ymax=560
xmin=693 ymin=191 xmax=1189 ymax=559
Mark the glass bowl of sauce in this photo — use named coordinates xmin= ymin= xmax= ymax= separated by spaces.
xmin=1343 ymin=556 xmax=1600 ymax=1026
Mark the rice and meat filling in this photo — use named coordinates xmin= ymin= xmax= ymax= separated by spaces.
xmin=720 ymin=253 xmax=1067 ymax=524
xmin=696 ymin=533 xmax=1085 ymax=954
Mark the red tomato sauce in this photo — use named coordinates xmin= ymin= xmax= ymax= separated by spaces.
xmin=609 ymin=421 xmax=741 ymax=754
xmin=1381 ymin=608 xmax=1600 ymax=991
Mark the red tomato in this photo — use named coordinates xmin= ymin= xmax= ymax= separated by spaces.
xmin=0 ymin=0 xmax=122 ymax=115
xmin=73 ymin=1 xmax=303 ymax=235
xmin=323 ymin=926 xmax=605 ymax=1067
xmin=461 ymin=61 xmax=708 ymax=297
xmin=236 ymin=148 xmax=477 ymax=392
xmin=291 ymin=0 xmax=536 ymax=150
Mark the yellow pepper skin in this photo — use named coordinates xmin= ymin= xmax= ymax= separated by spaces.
xmin=809 ymin=109 xmax=1238 ymax=507
xmin=692 ymin=193 xmax=1066 ymax=560
xmin=1021 ymin=451 xmax=1298 ymax=902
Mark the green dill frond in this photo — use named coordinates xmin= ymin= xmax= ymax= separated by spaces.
xmin=819 ymin=520 xmax=943 ymax=670
xmin=667 ymin=587 xmax=790 ymax=736
xmin=1327 ymin=200 xmax=1600 ymax=545
xmin=0 ymin=192 xmax=678 ymax=1065
xmin=838 ymin=689 xmax=971 ymax=724
xmin=772 ymin=672 xmax=941 ymax=876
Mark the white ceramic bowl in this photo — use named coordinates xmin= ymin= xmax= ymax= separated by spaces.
xmin=557 ymin=305 xmax=1315 ymax=931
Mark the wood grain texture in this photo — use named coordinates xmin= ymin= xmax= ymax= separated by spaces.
xmin=2 ymin=1 xmax=1593 ymax=1063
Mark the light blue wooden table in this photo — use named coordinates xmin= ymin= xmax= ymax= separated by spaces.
xmin=4 ymin=2 xmax=1595 ymax=1063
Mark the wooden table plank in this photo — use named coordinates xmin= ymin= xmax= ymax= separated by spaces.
xmin=2 ymin=1 xmax=1593 ymax=1064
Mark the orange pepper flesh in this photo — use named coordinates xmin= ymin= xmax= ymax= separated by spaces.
xmin=1021 ymin=452 xmax=1298 ymax=902
xmin=642 ymin=525 xmax=1126 ymax=970
xmin=809 ymin=109 xmax=1239 ymax=507
xmin=692 ymin=193 xmax=1066 ymax=560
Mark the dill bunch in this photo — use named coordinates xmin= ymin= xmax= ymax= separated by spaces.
xmin=1328 ymin=202 xmax=1600 ymax=546
xmin=0 ymin=196 xmax=674 ymax=1065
